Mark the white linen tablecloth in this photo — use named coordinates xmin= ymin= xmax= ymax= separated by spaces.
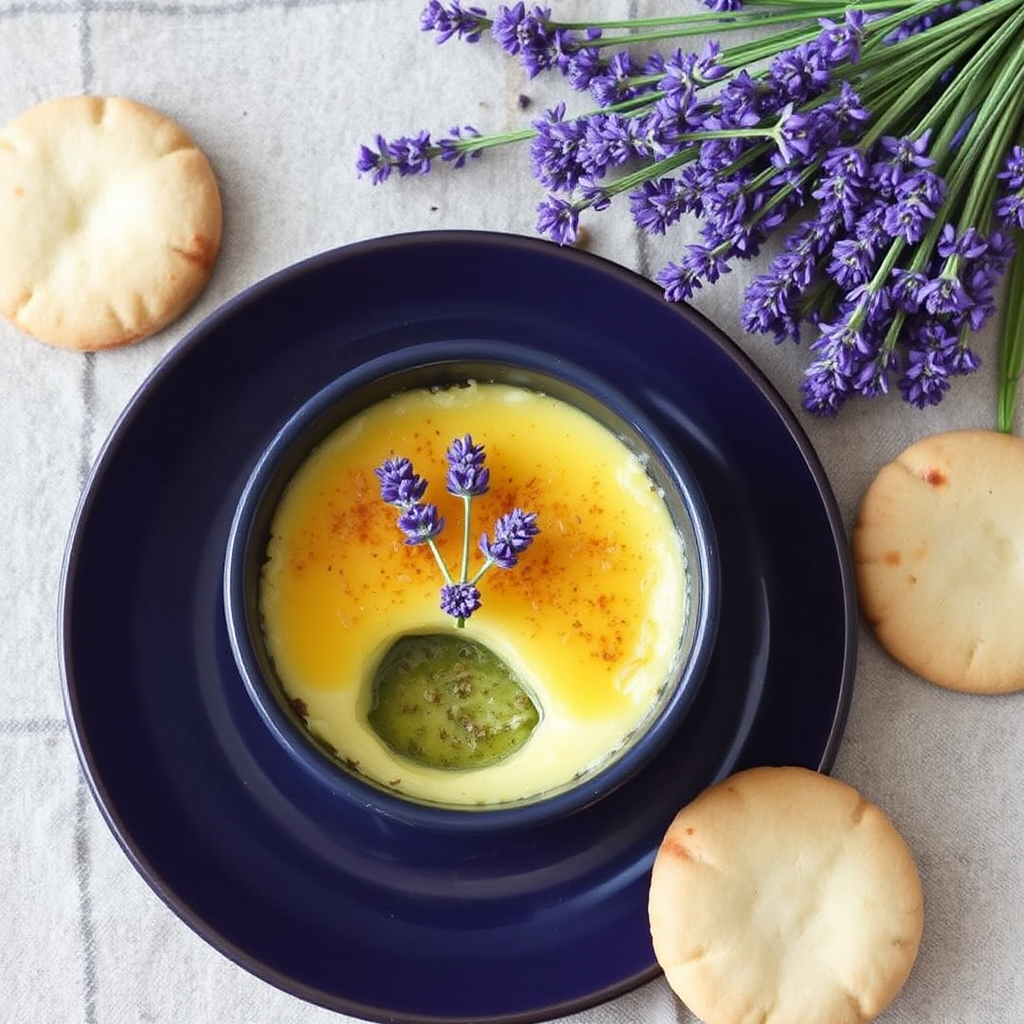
xmin=2 ymin=1 xmax=1022 ymax=1021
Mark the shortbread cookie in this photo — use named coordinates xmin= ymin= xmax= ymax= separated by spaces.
xmin=0 ymin=95 xmax=222 ymax=350
xmin=649 ymin=767 xmax=923 ymax=1024
xmin=853 ymin=429 xmax=1024 ymax=693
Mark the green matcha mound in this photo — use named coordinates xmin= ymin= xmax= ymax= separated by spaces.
xmin=368 ymin=634 xmax=540 ymax=770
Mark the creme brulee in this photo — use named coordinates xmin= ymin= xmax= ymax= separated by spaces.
xmin=259 ymin=381 xmax=689 ymax=805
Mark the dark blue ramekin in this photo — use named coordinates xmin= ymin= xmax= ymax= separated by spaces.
xmin=224 ymin=339 xmax=719 ymax=832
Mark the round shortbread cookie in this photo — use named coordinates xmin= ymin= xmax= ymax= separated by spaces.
xmin=853 ymin=429 xmax=1024 ymax=693
xmin=0 ymin=95 xmax=222 ymax=350
xmin=649 ymin=767 xmax=923 ymax=1024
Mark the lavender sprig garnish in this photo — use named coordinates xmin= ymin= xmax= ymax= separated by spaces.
xmin=375 ymin=436 xmax=539 ymax=626
xmin=359 ymin=0 xmax=1024 ymax=429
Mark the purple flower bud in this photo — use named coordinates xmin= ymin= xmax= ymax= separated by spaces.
xmin=581 ymin=112 xmax=652 ymax=176
xmin=875 ymin=132 xmax=934 ymax=187
xmin=918 ymin=274 xmax=971 ymax=316
xmin=768 ymin=42 xmax=831 ymax=101
xmin=440 ymin=582 xmax=482 ymax=621
xmin=565 ymin=47 xmax=605 ymax=91
xmin=827 ymin=237 xmax=875 ymax=289
xmin=355 ymin=136 xmax=393 ymax=185
xmin=588 ymin=51 xmax=645 ymax=106
xmin=480 ymin=508 xmax=540 ymax=569
xmin=375 ymin=457 xmax=428 ymax=507
xmin=388 ymin=132 xmax=434 ymax=177
xmin=536 ymin=196 xmax=580 ymax=245
xmin=630 ymin=177 xmax=691 ymax=235
xmin=657 ymin=260 xmax=703 ymax=303
xmin=899 ymin=344 xmax=953 ymax=408
xmin=816 ymin=10 xmax=866 ymax=64
xmin=997 ymin=145 xmax=1024 ymax=189
xmin=937 ymin=224 xmax=988 ymax=260
xmin=853 ymin=352 xmax=897 ymax=398
xmin=995 ymin=191 xmax=1024 ymax=230
xmin=882 ymin=195 xmax=933 ymax=244
xmin=949 ymin=345 xmax=982 ymax=375
xmin=530 ymin=103 xmax=588 ymax=191
xmin=420 ymin=1 xmax=489 ymax=44
xmin=492 ymin=2 xmax=558 ymax=77
xmin=397 ymin=503 xmax=446 ymax=545
xmin=445 ymin=434 xmax=490 ymax=496
xmin=891 ymin=269 xmax=928 ymax=312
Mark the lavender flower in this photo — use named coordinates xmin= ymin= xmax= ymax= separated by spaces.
xmin=530 ymin=103 xmax=588 ymax=191
xmin=375 ymin=457 xmax=428 ymax=507
xmin=355 ymin=136 xmax=394 ymax=185
xmin=564 ymin=44 xmax=605 ymax=91
xmin=660 ymin=42 xmax=728 ymax=92
xmin=536 ymin=195 xmax=579 ymax=245
xmin=816 ymin=10 xmax=866 ymax=64
xmin=397 ymin=503 xmax=446 ymax=545
xmin=899 ymin=336 xmax=957 ymax=408
xmin=492 ymin=2 xmax=562 ymax=77
xmin=629 ymin=177 xmax=690 ymax=235
xmin=440 ymin=582 xmax=482 ymax=620
xmin=588 ymin=52 xmax=648 ymax=106
xmin=995 ymin=146 xmax=1024 ymax=229
xmin=445 ymin=434 xmax=490 ymax=496
xmin=356 ymin=132 xmax=434 ymax=182
xmin=768 ymin=42 xmax=831 ymax=99
xmin=421 ymin=1 xmax=489 ymax=44
xmin=480 ymin=508 xmax=540 ymax=569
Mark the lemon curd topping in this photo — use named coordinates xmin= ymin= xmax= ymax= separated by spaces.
xmin=259 ymin=381 xmax=689 ymax=805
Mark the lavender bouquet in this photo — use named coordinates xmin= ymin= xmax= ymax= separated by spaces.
xmin=358 ymin=0 xmax=1024 ymax=427
xmin=376 ymin=434 xmax=539 ymax=626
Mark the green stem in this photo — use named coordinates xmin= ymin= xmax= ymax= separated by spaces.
xmin=847 ymin=238 xmax=909 ymax=344
xmin=469 ymin=557 xmax=495 ymax=587
xmin=879 ymin=308 xmax=909 ymax=360
xmin=859 ymin=0 xmax=1021 ymax=58
xmin=423 ymin=92 xmax=661 ymax=164
xmin=571 ymin=5 xmax=874 ymax=49
xmin=844 ymin=11 xmax=1008 ymax=152
xmin=425 ymin=539 xmax=453 ymax=585
xmin=551 ymin=2 xmax=893 ymax=33
xmin=459 ymin=495 xmax=472 ymax=583
xmin=570 ymin=148 xmax=695 ymax=208
xmin=950 ymin=76 xmax=1024 ymax=237
xmin=998 ymin=243 xmax=1024 ymax=432
xmin=922 ymin=0 xmax=1024 ymax=159
xmin=749 ymin=159 xmax=822 ymax=230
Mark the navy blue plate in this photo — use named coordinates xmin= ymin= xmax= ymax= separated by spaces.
xmin=60 ymin=231 xmax=856 ymax=1024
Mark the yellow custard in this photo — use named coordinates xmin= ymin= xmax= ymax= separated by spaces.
xmin=259 ymin=382 xmax=689 ymax=805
